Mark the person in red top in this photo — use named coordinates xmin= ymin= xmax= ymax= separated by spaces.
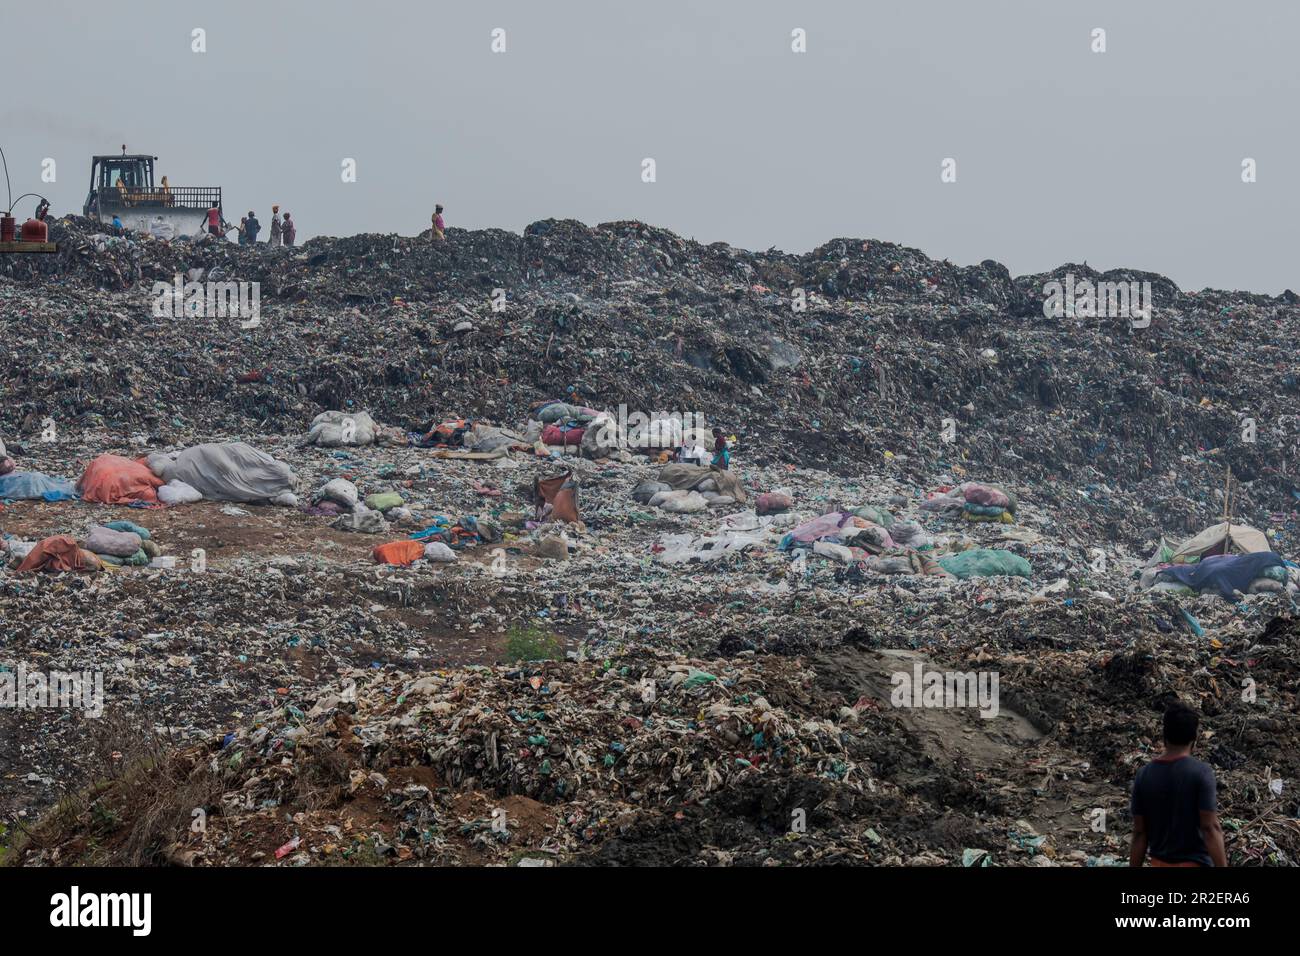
xmin=1129 ymin=703 xmax=1227 ymax=867
xmin=431 ymin=204 xmax=445 ymax=241
xmin=207 ymin=203 xmax=223 ymax=237
xmin=711 ymin=428 xmax=730 ymax=469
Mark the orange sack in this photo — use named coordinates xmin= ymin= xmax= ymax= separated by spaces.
xmin=78 ymin=454 xmax=163 ymax=504
xmin=372 ymin=540 xmax=426 ymax=566
xmin=535 ymin=470 xmax=580 ymax=524
xmin=16 ymin=535 xmax=102 ymax=573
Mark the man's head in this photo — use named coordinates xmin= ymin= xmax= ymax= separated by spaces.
xmin=248 ymin=210 xmax=255 ymax=218
xmin=211 ymin=202 xmax=218 ymax=209
xmin=1162 ymin=702 xmax=1199 ymax=749
xmin=436 ymin=204 xmax=443 ymax=214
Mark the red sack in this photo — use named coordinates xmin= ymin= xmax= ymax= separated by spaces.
xmin=78 ymin=454 xmax=163 ymax=504
xmin=962 ymin=482 xmax=1010 ymax=510
xmin=542 ymin=424 xmax=585 ymax=447
xmin=756 ymin=492 xmax=793 ymax=515
xmin=16 ymin=535 xmax=101 ymax=573
xmin=535 ymin=471 xmax=580 ymax=524
xmin=372 ymin=540 xmax=426 ymax=566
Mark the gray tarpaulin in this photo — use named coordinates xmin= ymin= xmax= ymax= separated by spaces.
xmin=148 ymin=442 xmax=297 ymax=502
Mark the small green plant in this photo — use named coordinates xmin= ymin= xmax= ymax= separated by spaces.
xmin=504 ymin=623 xmax=563 ymax=663
xmin=323 ymin=837 xmax=387 ymax=866
xmin=90 ymin=800 xmax=120 ymax=834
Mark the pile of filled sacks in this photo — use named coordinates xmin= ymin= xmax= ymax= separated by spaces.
xmin=532 ymin=399 xmax=603 ymax=449
xmin=372 ymin=513 xmax=505 ymax=566
xmin=82 ymin=520 xmax=164 ymax=567
xmin=301 ymin=410 xmax=404 ymax=448
xmin=772 ymin=503 xmax=947 ymax=571
xmin=311 ymin=478 xmax=412 ymax=534
xmin=75 ymin=444 xmax=298 ymax=506
xmin=631 ymin=463 xmax=748 ymax=514
xmin=5 ymin=520 xmax=168 ymax=573
xmin=921 ymin=481 xmax=1017 ymax=524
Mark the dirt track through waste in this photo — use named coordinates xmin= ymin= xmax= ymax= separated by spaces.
xmin=815 ymin=645 xmax=1114 ymax=845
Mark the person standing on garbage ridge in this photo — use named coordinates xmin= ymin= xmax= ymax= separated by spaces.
xmin=1129 ymin=702 xmax=1227 ymax=867
xmin=431 ymin=204 xmax=445 ymax=241
xmin=269 ymin=205 xmax=282 ymax=247
xmin=206 ymin=202 xmax=223 ymax=238
xmin=237 ymin=217 xmax=248 ymax=245
xmin=282 ymin=212 xmax=296 ymax=246
xmin=245 ymin=210 xmax=261 ymax=244
xmin=711 ymin=428 xmax=730 ymax=470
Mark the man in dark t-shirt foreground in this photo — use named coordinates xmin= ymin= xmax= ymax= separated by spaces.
xmin=1129 ymin=702 xmax=1227 ymax=867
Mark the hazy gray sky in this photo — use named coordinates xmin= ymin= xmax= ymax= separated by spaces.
xmin=3 ymin=0 xmax=1297 ymax=292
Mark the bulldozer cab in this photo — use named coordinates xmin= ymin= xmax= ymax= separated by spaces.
xmin=83 ymin=149 xmax=222 ymax=238
xmin=96 ymin=155 xmax=152 ymax=193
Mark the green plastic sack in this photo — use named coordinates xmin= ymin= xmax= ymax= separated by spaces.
xmin=963 ymin=503 xmax=1006 ymax=518
xmin=1263 ymin=564 xmax=1289 ymax=583
xmin=104 ymin=519 xmax=151 ymax=540
xmin=99 ymin=548 xmax=150 ymax=567
xmin=850 ymin=505 xmax=894 ymax=528
xmin=365 ymin=492 xmax=404 ymax=512
xmin=682 ymin=669 xmax=717 ymax=689
xmin=939 ymin=548 xmax=1031 ymax=580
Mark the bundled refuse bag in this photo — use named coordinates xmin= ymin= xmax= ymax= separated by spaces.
xmin=0 ymin=471 xmax=79 ymax=501
xmin=1155 ymin=552 xmax=1286 ymax=600
xmin=535 ymin=470 xmax=580 ymax=524
xmin=373 ymin=540 xmax=425 ymax=566
xmin=961 ymin=482 xmax=1017 ymax=524
xmin=147 ymin=443 xmax=297 ymax=503
xmin=657 ymin=463 xmax=747 ymax=505
xmin=157 ymin=480 xmax=203 ymax=505
xmin=938 ymin=548 xmax=1031 ymax=579
xmin=84 ymin=526 xmax=143 ymax=557
xmin=302 ymin=410 xmax=378 ymax=447
xmin=78 ymin=454 xmax=163 ymax=504
xmin=15 ymin=535 xmax=101 ymax=573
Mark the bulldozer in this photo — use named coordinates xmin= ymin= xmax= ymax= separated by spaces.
xmin=83 ymin=147 xmax=223 ymax=238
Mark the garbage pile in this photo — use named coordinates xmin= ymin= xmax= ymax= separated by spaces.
xmin=4 ymin=215 xmax=1298 ymax=549
xmin=4 ymin=213 xmax=1300 ymax=868
xmin=15 ymin=651 xmax=889 ymax=866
